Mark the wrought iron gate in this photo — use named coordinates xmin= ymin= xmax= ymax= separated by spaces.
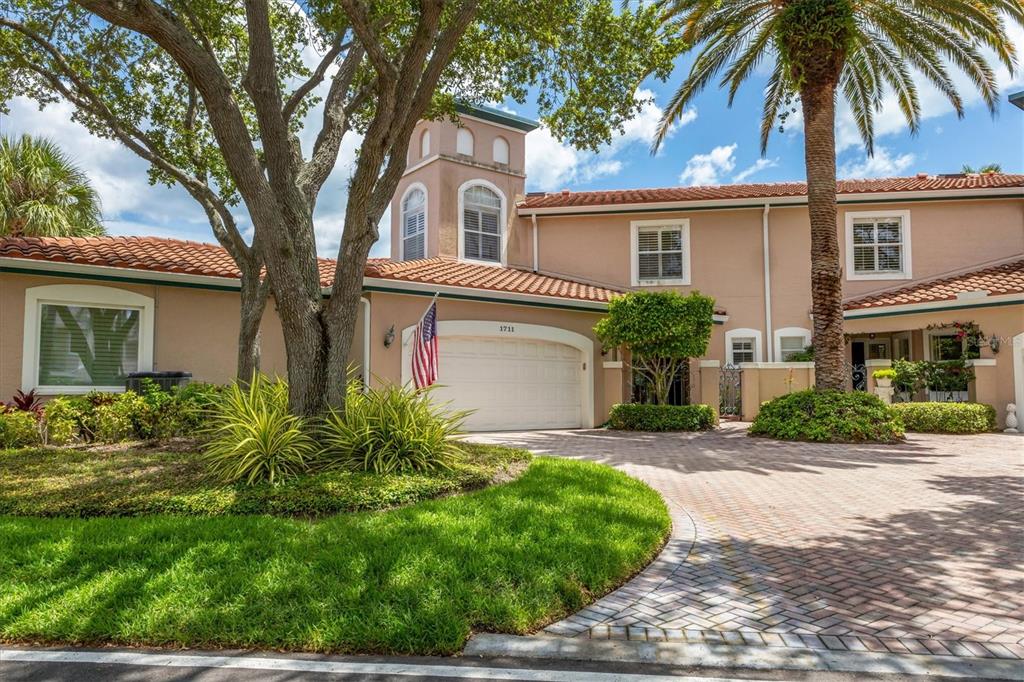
xmin=719 ymin=363 xmax=742 ymax=418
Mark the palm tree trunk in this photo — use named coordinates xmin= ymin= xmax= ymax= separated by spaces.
xmin=800 ymin=79 xmax=847 ymax=391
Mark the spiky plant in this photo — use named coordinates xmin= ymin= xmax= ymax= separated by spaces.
xmin=0 ymin=134 xmax=104 ymax=237
xmin=653 ymin=0 xmax=1022 ymax=389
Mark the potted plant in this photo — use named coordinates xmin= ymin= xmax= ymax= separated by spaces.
xmin=872 ymin=368 xmax=896 ymax=389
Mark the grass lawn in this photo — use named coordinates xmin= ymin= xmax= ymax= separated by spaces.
xmin=0 ymin=441 xmax=529 ymax=517
xmin=0 ymin=456 xmax=669 ymax=654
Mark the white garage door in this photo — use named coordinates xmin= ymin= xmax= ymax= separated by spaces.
xmin=432 ymin=335 xmax=583 ymax=431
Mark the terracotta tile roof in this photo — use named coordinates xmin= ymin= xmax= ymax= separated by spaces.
xmin=0 ymin=236 xmax=619 ymax=305
xmin=519 ymin=173 xmax=1024 ymax=210
xmin=844 ymin=258 xmax=1024 ymax=311
xmin=363 ymin=257 xmax=621 ymax=303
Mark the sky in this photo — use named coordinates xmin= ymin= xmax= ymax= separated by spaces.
xmin=2 ymin=24 xmax=1022 ymax=261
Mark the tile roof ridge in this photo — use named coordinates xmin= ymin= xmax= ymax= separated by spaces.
xmin=843 ymin=254 xmax=1024 ymax=303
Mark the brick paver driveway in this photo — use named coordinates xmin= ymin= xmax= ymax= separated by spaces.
xmin=472 ymin=424 xmax=1023 ymax=661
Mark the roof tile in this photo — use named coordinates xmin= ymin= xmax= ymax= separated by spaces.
xmin=0 ymin=236 xmax=621 ymax=304
xmin=519 ymin=174 xmax=1024 ymax=210
xmin=844 ymin=258 xmax=1024 ymax=310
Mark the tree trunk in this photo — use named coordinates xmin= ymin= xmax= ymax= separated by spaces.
xmin=800 ymin=79 xmax=847 ymax=391
xmin=236 ymin=272 xmax=269 ymax=383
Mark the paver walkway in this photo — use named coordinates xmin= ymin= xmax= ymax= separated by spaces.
xmin=471 ymin=424 xmax=1024 ymax=661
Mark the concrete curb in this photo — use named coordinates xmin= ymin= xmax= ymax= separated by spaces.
xmin=464 ymin=634 xmax=1023 ymax=680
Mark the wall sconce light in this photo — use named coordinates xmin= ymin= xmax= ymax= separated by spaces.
xmin=383 ymin=324 xmax=395 ymax=348
xmin=989 ymin=334 xmax=1001 ymax=354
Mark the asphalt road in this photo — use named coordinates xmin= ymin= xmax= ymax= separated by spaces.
xmin=0 ymin=648 xmax=998 ymax=682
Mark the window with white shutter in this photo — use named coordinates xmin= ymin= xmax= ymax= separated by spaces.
xmin=632 ymin=220 xmax=689 ymax=285
xmin=779 ymin=336 xmax=806 ymax=361
xmin=462 ymin=185 xmax=501 ymax=263
xmin=401 ymin=187 xmax=426 ymax=260
xmin=845 ymin=211 xmax=911 ymax=280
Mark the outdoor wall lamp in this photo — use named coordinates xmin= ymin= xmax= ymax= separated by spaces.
xmin=383 ymin=324 xmax=395 ymax=348
xmin=989 ymin=334 xmax=1001 ymax=354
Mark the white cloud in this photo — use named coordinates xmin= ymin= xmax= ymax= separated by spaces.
xmin=839 ymin=146 xmax=915 ymax=178
xmin=524 ymin=89 xmax=695 ymax=191
xmin=679 ymin=143 xmax=738 ymax=186
xmin=733 ymin=157 xmax=778 ymax=183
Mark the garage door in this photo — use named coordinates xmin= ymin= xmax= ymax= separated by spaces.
xmin=432 ymin=335 xmax=583 ymax=431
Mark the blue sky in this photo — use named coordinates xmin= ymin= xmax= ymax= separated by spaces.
xmin=2 ymin=35 xmax=1021 ymax=260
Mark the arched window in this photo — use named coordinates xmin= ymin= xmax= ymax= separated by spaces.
xmin=461 ymin=185 xmax=501 ymax=263
xmin=456 ymin=128 xmax=474 ymax=156
xmin=419 ymin=129 xmax=431 ymax=159
xmin=401 ymin=187 xmax=426 ymax=260
xmin=492 ymin=136 xmax=509 ymax=165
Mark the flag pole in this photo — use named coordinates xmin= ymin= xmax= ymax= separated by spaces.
xmin=417 ymin=292 xmax=440 ymax=324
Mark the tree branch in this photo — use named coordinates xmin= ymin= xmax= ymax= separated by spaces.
xmin=75 ymin=0 xmax=272 ymax=219
xmin=282 ymin=36 xmax=349 ymax=122
xmin=298 ymin=42 xmax=366 ymax=200
xmin=338 ymin=0 xmax=398 ymax=84
xmin=241 ymin=0 xmax=295 ymax=185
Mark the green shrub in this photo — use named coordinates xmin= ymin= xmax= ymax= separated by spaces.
xmin=42 ymin=396 xmax=93 ymax=445
xmin=0 ymin=409 xmax=40 ymax=448
xmin=890 ymin=402 xmax=996 ymax=434
xmin=872 ymin=368 xmax=896 ymax=380
xmin=749 ymin=389 xmax=904 ymax=443
xmin=319 ymin=384 xmax=468 ymax=474
xmin=607 ymin=403 xmax=714 ymax=431
xmin=92 ymin=392 xmax=147 ymax=442
xmin=202 ymin=375 xmax=317 ymax=484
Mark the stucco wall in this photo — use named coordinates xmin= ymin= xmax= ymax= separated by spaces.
xmin=0 ymin=272 xmax=366 ymax=399
xmin=516 ymin=196 xmax=1022 ymax=363
xmin=392 ymin=114 xmax=528 ymax=262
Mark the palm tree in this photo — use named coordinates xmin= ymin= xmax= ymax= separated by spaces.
xmin=0 ymin=134 xmax=104 ymax=238
xmin=653 ymin=0 xmax=1022 ymax=390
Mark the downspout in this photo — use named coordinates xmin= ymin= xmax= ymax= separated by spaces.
xmin=762 ymin=203 xmax=773 ymax=362
xmin=531 ymin=213 xmax=539 ymax=272
xmin=360 ymin=296 xmax=371 ymax=391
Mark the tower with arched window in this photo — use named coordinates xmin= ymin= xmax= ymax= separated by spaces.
xmin=390 ymin=104 xmax=538 ymax=264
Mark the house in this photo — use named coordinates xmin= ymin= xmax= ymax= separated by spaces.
xmin=1 ymin=105 xmax=1022 ymax=430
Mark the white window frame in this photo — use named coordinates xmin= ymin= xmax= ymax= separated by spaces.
xmin=399 ymin=182 xmax=428 ymax=261
xmin=22 ymin=284 xmax=155 ymax=394
xmin=457 ymin=179 xmax=506 ymax=266
xmin=773 ymin=326 xmax=812 ymax=362
xmin=630 ymin=218 xmax=691 ymax=286
xmin=456 ymin=127 xmax=474 ymax=156
xmin=419 ymin=129 xmax=431 ymax=159
xmin=492 ymin=136 xmax=509 ymax=165
xmin=845 ymin=209 xmax=912 ymax=280
xmin=725 ymin=327 xmax=763 ymax=365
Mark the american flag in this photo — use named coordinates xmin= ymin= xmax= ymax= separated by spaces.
xmin=412 ymin=297 xmax=439 ymax=389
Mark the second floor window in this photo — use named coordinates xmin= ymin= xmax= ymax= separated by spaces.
xmin=402 ymin=188 xmax=426 ymax=260
xmin=846 ymin=210 xmax=911 ymax=280
xmin=463 ymin=185 xmax=501 ymax=262
xmin=635 ymin=222 xmax=688 ymax=284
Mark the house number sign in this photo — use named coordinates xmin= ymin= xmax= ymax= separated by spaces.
xmin=498 ymin=324 xmax=516 ymax=333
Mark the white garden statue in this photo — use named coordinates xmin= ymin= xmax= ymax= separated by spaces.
xmin=1005 ymin=403 xmax=1019 ymax=434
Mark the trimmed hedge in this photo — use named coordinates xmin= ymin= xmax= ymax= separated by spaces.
xmin=608 ymin=403 xmax=715 ymax=432
xmin=749 ymin=389 xmax=904 ymax=443
xmin=890 ymin=402 xmax=996 ymax=434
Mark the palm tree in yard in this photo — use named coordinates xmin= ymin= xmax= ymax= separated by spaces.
xmin=0 ymin=134 xmax=104 ymax=238
xmin=653 ymin=0 xmax=1023 ymax=390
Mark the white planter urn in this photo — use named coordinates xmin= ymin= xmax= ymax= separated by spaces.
xmin=1006 ymin=403 xmax=1019 ymax=434
xmin=876 ymin=378 xmax=892 ymax=389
